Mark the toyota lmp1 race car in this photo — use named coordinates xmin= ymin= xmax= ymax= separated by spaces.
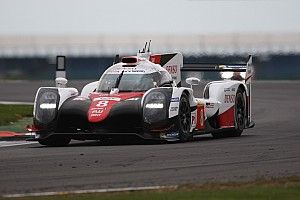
xmin=28 ymin=42 xmax=255 ymax=146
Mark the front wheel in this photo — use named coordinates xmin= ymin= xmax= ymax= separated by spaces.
xmin=177 ymin=93 xmax=192 ymax=142
xmin=38 ymin=136 xmax=71 ymax=147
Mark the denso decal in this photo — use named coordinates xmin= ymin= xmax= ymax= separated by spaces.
xmin=224 ymin=94 xmax=235 ymax=103
xmin=166 ymin=65 xmax=178 ymax=74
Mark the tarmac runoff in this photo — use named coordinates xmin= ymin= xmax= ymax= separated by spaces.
xmin=0 ymin=141 xmax=37 ymax=148
xmin=0 ymin=132 xmax=35 ymax=147
xmin=0 ymin=81 xmax=299 ymax=196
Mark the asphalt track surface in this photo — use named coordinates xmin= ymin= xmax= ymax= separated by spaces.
xmin=0 ymin=81 xmax=299 ymax=195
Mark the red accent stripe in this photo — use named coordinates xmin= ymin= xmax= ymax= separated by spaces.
xmin=150 ymin=55 xmax=161 ymax=64
xmin=196 ymin=104 xmax=205 ymax=129
xmin=218 ymin=106 xmax=235 ymax=127
xmin=0 ymin=131 xmax=22 ymax=137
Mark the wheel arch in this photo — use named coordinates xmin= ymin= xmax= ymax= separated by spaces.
xmin=182 ymin=89 xmax=194 ymax=106
xmin=237 ymin=83 xmax=247 ymax=96
xmin=237 ymin=83 xmax=249 ymax=126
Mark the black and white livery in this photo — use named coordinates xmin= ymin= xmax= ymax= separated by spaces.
xmin=28 ymin=43 xmax=255 ymax=146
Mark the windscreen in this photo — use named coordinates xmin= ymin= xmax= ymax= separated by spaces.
xmin=97 ymin=72 xmax=161 ymax=92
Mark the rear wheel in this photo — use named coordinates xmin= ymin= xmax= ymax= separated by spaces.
xmin=38 ymin=136 xmax=71 ymax=147
xmin=212 ymin=88 xmax=246 ymax=138
xmin=231 ymin=88 xmax=246 ymax=137
xmin=177 ymin=93 xmax=192 ymax=142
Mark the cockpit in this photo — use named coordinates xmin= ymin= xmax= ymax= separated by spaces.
xmin=97 ymin=70 xmax=173 ymax=92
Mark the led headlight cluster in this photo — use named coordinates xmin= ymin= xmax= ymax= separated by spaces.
xmin=143 ymin=92 xmax=166 ymax=124
xmin=35 ymin=89 xmax=59 ymax=124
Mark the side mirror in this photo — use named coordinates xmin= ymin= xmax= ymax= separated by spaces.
xmin=55 ymin=77 xmax=68 ymax=88
xmin=186 ymin=77 xmax=200 ymax=88
xmin=56 ymin=56 xmax=66 ymax=71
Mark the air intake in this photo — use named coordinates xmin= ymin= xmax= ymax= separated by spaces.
xmin=122 ymin=56 xmax=138 ymax=64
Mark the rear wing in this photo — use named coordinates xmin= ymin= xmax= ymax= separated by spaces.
xmin=182 ymin=55 xmax=254 ymax=83
xmin=150 ymin=53 xmax=183 ymax=86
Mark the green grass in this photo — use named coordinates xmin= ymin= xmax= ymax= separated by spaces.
xmin=0 ymin=117 xmax=32 ymax=133
xmin=2 ymin=177 xmax=299 ymax=200
xmin=0 ymin=104 xmax=33 ymax=128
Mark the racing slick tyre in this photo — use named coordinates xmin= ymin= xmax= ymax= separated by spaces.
xmin=231 ymin=88 xmax=246 ymax=137
xmin=38 ymin=136 xmax=71 ymax=147
xmin=177 ymin=93 xmax=192 ymax=142
xmin=212 ymin=88 xmax=246 ymax=139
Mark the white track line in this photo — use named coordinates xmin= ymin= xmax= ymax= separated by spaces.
xmin=0 ymin=141 xmax=37 ymax=147
xmin=0 ymin=101 xmax=33 ymax=105
xmin=3 ymin=185 xmax=178 ymax=198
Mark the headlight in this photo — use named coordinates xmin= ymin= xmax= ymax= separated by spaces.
xmin=145 ymin=103 xmax=164 ymax=109
xmin=40 ymin=103 xmax=57 ymax=109
xmin=35 ymin=89 xmax=59 ymax=124
xmin=143 ymin=92 xmax=166 ymax=124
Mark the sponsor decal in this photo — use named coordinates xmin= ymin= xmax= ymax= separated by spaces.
xmin=93 ymin=97 xmax=121 ymax=101
xmin=125 ymin=98 xmax=140 ymax=101
xmin=170 ymin=107 xmax=178 ymax=112
xmin=171 ymin=97 xmax=180 ymax=102
xmin=89 ymin=102 xmax=108 ymax=117
xmin=206 ymin=102 xmax=214 ymax=108
xmin=131 ymin=70 xmax=145 ymax=73
xmin=90 ymin=114 xmax=101 ymax=117
xmin=92 ymin=93 xmax=109 ymax=97
xmin=224 ymin=94 xmax=235 ymax=103
xmin=73 ymin=97 xmax=88 ymax=101
xmin=231 ymin=88 xmax=236 ymax=92
xmin=91 ymin=109 xmax=104 ymax=114
xmin=224 ymin=88 xmax=230 ymax=92
xmin=166 ymin=132 xmax=179 ymax=137
xmin=165 ymin=65 xmax=178 ymax=74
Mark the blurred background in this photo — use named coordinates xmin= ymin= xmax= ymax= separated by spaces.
xmin=0 ymin=0 xmax=299 ymax=81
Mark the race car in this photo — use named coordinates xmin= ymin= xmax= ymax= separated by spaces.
xmin=28 ymin=42 xmax=255 ymax=146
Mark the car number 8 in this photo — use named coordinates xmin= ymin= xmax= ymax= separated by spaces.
xmin=96 ymin=100 xmax=109 ymax=107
